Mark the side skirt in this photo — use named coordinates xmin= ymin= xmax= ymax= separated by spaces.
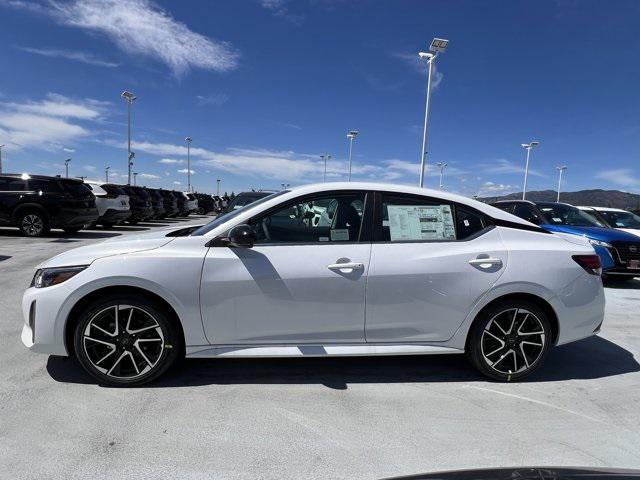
xmin=185 ymin=344 xmax=463 ymax=358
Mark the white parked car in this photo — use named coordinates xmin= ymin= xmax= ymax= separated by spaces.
xmin=22 ymin=182 xmax=605 ymax=386
xmin=84 ymin=181 xmax=131 ymax=227
xmin=578 ymin=206 xmax=640 ymax=238
xmin=184 ymin=192 xmax=198 ymax=215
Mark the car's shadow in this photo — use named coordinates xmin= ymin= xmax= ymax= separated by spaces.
xmin=46 ymin=336 xmax=638 ymax=389
xmin=604 ymin=278 xmax=640 ymax=289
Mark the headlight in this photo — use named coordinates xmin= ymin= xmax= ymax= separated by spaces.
xmin=31 ymin=266 xmax=88 ymax=288
xmin=588 ymin=239 xmax=612 ymax=248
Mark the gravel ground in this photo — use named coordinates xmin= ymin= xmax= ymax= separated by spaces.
xmin=1 ymin=218 xmax=639 ymax=479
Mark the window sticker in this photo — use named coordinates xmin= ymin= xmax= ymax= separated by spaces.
xmin=616 ymin=222 xmax=625 ymax=227
xmin=387 ymin=205 xmax=455 ymax=241
xmin=330 ymin=229 xmax=349 ymax=241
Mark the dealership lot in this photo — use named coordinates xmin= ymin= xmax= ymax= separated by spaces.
xmin=1 ymin=221 xmax=639 ymax=479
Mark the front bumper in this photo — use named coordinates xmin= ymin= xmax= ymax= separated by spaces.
xmin=21 ymin=286 xmax=69 ymax=356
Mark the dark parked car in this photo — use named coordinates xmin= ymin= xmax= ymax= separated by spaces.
xmin=159 ymin=189 xmax=179 ymax=218
xmin=120 ymin=185 xmax=153 ymax=224
xmin=146 ymin=188 xmax=166 ymax=219
xmin=194 ymin=193 xmax=215 ymax=214
xmin=172 ymin=190 xmax=189 ymax=216
xmin=222 ymin=191 xmax=272 ymax=214
xmin=0 ymin=173 xmax=99 ymax=236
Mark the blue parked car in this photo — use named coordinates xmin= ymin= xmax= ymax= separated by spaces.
xmin=491 ymin=200 xmax=640 ymax=279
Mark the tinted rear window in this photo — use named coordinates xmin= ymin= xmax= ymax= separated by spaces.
xmin=60 ymin=180 xmax=92 ymax=196
xmin=102 ymin=184 xmax=126 ymax=196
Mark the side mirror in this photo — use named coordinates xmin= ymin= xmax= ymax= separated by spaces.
xmin=227 ymin=224 xmax=255 ymax=248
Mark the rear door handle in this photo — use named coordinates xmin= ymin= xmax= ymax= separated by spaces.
xmin=468 ymin=257 xmax=503 ymax=268
xmin=327 ymin=262 xmax=364 ymax=271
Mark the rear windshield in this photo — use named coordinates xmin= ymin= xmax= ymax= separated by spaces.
xmin=129 ymin=187 xmax=150 ymax=198
xmin=60 ymin=180 xmax=92 ymax=197
xmin=102 ymin=184 xmax=126 ymax=196
xmin=537 ymin=203 xmax=605 ymax=227
xmin=227 ymin=193 xmax=269 ymax=210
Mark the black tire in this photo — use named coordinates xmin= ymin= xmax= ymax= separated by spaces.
xmin=17 ymin=210 xmax=50 ymax=237
xmin=73 ymin=294 xmax=182 ymax=387
xmin=63 ymin=226 xmax=83 ymax=234
xmin=467 ymin=299 xmax=552 ymax=382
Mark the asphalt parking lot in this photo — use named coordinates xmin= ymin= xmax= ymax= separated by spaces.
xmin=1 ymin=220 xmax=639 ymax=479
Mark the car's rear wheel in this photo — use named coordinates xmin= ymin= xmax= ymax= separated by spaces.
xmin=18 ymin=211 xmax=50 ymax=237
xmin=73 ymin=295 xmax=182 ymax=386
xmin=467 ymin=300 xmax=552 ymax=381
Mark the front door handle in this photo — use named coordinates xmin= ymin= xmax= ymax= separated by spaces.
xmin=468 ymin=257 xmax=503 ymax=268
xmin=327 ymin=262 xmax=364 ymax=272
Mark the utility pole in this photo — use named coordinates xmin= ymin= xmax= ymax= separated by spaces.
xmin=105 ymin=166 xmax=110 ymax=183
xmin=418 ymin=37 xmax=449 ymax=188
xmin=185 ymin=136 xmax=193 ymax=192
xmin=556 ymin=166 xmax=567 ymax=202
xmin=436 ymin=162 xmax=448 ymax=189
xmin=0 ymin=144 xmax=4 ymax=174
xmin=64 ymin=158 xmax=71 ymax=178
xmin=347 ymin=131 xmax=358 ymax=181
xmin=521 ymin=141 xmax=540 ymax=200
xmin=121 ymin=90 xmax=137 ymax=185
xmin=133 ymin=172 xmax=138 ymax=186
xmin=216 ymin=179 xmax=221 ymax=196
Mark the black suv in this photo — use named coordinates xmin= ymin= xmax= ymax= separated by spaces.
xmin=120 ymin=185 xmax=153 ymax=224
xmin=172 ymin=190 xmax=188 ymax=216
xmin=194 ymin=193 xmax=214 ymax=214
xmin=159 ymin=189 xmax=179 ymax=218
xmin=0 ymin=174 xmax=99 ymax=236
xmin=146 ymin=188 xmax=166 ymax=219
xmin=222 ymin=191 xmax=272 ymax=214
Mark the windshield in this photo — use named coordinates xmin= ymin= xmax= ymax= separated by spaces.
xmin=226 ymin=193 xmax=269 ymax=211
xmin=192 ymin=191 xmax=287 ymax=236
xmin=537 ymin=203 xmax=605 ymax=227
xmin=599 ymin=210 xmax=640 ymax=229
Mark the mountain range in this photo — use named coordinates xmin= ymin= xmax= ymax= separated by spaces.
xmin=478 ymin=189 xmax=640 ymax=210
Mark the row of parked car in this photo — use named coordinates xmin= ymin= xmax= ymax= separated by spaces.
xmin=0 ymin=173 xmax=226 ymax=237
xmin=491 ymin=199 xmax=640 ymax=279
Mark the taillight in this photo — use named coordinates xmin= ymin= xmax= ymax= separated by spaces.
xmin=572 ymin=254 xmax=602 ymax=276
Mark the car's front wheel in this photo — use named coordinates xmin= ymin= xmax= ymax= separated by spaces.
xmin=17 ymin=211 xmax=50 ymax=237
xmin=73 ymin=295 xmax=182 ymax=386
xmin=467 ymin=300 xmax=552 ymax=381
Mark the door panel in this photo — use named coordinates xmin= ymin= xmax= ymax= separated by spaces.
xmin=200 ymin=244 xmax=371 ymax=344
xmin=365 ymin=228 xmax=507 ymax=342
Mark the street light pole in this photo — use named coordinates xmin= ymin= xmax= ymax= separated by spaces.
xmin=556 ymin=165 xmax=567 ymax=202
xmin=133 ymin=172 xmax=138 ymax=186
xmin=436 ymin=162 xmax=448 ymax=189
xmin=281 ymin=183 xmax=290 ymax=190
xmin=521 ymin=141 xmax=540 ymax=200
xmin=216 ymin=179 xmax=221 ymax=196
xmin=0 ymin=144 xmax=4 ymax=174
xmin=64 ymin=158 xmax=71 ymax=178
xmin=418 ymin=37 xmax=449 ymax=188
xmin=121 ymin=90 xmax=137 ymax=185
xmin=347 ymin=131 xmax=358 ymax=181
xmin=185 ymin=136 xmax=193 ymax=192
xmin=105 ymin=166 xmax=110 ymax=183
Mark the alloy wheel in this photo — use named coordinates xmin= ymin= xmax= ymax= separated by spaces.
xmin=22 ymin=214 xmax=44 ymax=236
xmin=82 ymin=305 xmax=165 ymax=380
xmin=480 ymin=308 xmax=546 ymax=375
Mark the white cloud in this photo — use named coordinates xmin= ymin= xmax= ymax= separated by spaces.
xmin=139 ymin=173 xmax=160 ymax=179
xmin=595 ymin=168 xmax=640 ymax=187
xmin=392 ymin=53 xmax=443 ymax=89
xmin=177 ymin=168 xmax=196 ymax=174
xmin=63 ymin=147 xmax=75 ymax=153
xmin=82 ymin=165 xmax=97 ymax=172
xmin=383 ymin=159 xmax=466 ymax=177
xmin=159 ymin=158 xmax=184 ymax=164
xmin=477 ymin=181 xmax=518 ymax=196
xmin=15 ymin=46 xmax=118 ymax=67
xmin=172 ymin=181 xmax=182 ymax=185
xmin=38 ymin=0 xmax=240 ymax=77
xmin=0 ymin=93 xmax=104 ymax=150
xmin=196 ymin=93 xmax=229 ymax=107
xmin=480 ymin=158 xmax=544 ymax=177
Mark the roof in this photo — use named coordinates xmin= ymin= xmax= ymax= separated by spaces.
xmin=0 ymin=173 xmax=83 ymax=182
xmin=581 ymin=206 xmax=627 ymax=212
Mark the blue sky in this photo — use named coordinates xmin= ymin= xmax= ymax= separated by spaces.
xmin=0 ymin=0 xmax=639 ymax=196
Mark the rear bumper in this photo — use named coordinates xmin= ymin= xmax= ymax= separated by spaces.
xmin=99 ymin=209 xmax=131 ymax=224
xmin=52 ymin=208 xmax=100 ymax=228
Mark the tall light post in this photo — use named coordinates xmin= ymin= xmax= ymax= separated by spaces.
xmin=121 ymin=90 xmax=137 ymax=185
xmin=418 ymin=37 xmax=449 ymax=188
xmin=64 ymin=158 xmax=71 ymax=178
xmin=436 ymin=162 xmax=448 ymax=189
xmin=185 ymin=136 xmax=193 ymax=192
xmin=216 ymin=179 xmax=221 ymax=196
xmin=0 ymin=144 xmax=4 ymax=174
xmin=105 ymin=166 xmax=110 ymax=183
xmin=281 ymin=183 xmax=290 ymax=190
xmin=320 ymin=154 xmax=331 ymax=182
xmin=133 ymin=172 xmax=138 ymax=186
xmin=347 ymin=131 xmax=358 ymax=181
xmin=521 ymin=141 xmax=540 ymax=200
xmin=556 ymin=165 xmax=567 ymax=202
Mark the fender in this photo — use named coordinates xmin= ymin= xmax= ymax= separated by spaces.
xmin=12 ymin=202 xmax=50 ymax=223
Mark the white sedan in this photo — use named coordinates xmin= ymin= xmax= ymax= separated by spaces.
xmin=22 ymin=182 xmax=605 ymax=386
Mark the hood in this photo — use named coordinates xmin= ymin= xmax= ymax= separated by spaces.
xmin=38 ymin=225 xmax=192 ymax=269
xmin=541 ymin=224 xmax=640 ymax=242
xmin=618 ymin=228 xmax=640 ymax=238
xmin=385 ymin=467 xmax=640 ymax=480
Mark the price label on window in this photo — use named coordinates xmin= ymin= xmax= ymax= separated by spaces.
xmin=387 ymin=205 xmax=455 ymax=241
